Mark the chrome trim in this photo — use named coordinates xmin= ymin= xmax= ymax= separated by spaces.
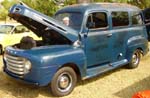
xmin=7 ymin=62 xmax=24 ymax=68
xmin=5 ymin=54 xmax=26 ymax=75
xmin=13 ymin=7 xmax=21 ymax=13
xmin=7 ymin=64 xmax=24 ymax=71
xmin=7 ymin=67 xmax=24 ymax=75
xmin=6 ymin=58 xmax=24 ymax=64
xmin=5 ymin=54 xmax=24 ymax=61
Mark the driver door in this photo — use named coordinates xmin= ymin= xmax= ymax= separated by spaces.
xmin=84 ymin=11 xmax=113 ymax=67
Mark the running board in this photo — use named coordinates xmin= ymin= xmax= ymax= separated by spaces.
xmin=83 ymin=59 xmax=128 ymax=80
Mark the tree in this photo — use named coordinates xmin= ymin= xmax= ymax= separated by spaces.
xmin=128 ymin=0 xmax=150 ymax=9
xmin=0 ymin=7 xmax=7 ymax=21
xmin=21 ymin=0 xmax=57 ymax=16
xmin=93 ymin=0 xmax=150 ymax=9
xmin=0 ymin=0 xmax=150 ymax=21
xmin=0 ymin=0 xmax=17 ymax=21
xmin=21 ymin=0 xmax=77 ymax=16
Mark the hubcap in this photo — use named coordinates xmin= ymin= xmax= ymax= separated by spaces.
xmin=132 ymin=53 xmax=139 ymax=65
xmin=59 ymin=75 xmax=69 ymax=89
xmin=57 ymin=72 xmax=72 ymax=92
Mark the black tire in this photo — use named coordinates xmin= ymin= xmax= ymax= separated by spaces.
xmin=0 ymin=45 xmax=3 ymax=55
xmin=50 ymin=67 xmax=77 ymax=97
xmin=127 ymin=49 xmax=141 ymax=69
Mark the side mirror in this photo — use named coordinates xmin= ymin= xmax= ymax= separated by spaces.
xmin=73 ymin=40 xmax=81 ymax=48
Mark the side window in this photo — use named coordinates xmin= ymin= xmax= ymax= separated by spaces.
xmin=14 ymin=25 xmax=29 ymax=34
xmin=55 ymin=12 xmax=82 ymax=30
xmin=132 ymin=13 xmax=143 ymax=25
xmin=112 ymin=12 xmax=129 ymax=27
xmin=86 ymin=12 xmax=108 ymax=29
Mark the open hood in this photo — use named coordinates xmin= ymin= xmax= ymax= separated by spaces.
xmin=8 ymin=3 xmax=78 ymax=42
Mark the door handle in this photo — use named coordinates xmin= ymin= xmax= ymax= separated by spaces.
xmin=107 ymin=33 xmax=112 ymax=37
xmin=84 ymin=33 xmax=88 ymax=38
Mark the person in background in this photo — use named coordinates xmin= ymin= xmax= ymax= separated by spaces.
xmin=62 ymin=17 xmax=70 ymax=26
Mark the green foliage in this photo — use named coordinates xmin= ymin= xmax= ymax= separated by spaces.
xmin=21 ymin=0 xmax=57 ymax=16
xmin=93 ymin=0 xmax=150 ymax=9
xmin=0 ymin=0 xmax=150 ymax=21
xmin=0 ymin=7 xmax=7 ymax=20
xmin=0 ymin=0 xmax=17 ymax=20
xmin=128 ymin=0 xmax=150 ymax=9
xmin=1 ymin=0 xmax=17 ymax=9
xmin=21 ymin=0 xmax=76 ymax=16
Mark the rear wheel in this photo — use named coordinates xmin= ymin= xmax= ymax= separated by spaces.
xmin=0 ymin=45 xmax=3 ymax=55
xmin=50 ymin=67 xmax=77 ymax=97
xmin=127 ymin=49 xmax=141 ymax=69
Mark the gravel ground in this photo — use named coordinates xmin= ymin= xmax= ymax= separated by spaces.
xmin=0 ymin=52 xmax=150 ymax=98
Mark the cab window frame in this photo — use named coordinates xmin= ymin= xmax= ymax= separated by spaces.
xmin=86 ymin=11 xmax=109 ymax=31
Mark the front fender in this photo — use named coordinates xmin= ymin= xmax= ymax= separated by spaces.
xmin=43 ymin=48 xmax=86 ymax=77
xmin=4 ymin=45 xmax=87 ymax=86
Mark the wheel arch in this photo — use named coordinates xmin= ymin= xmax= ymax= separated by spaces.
xmin=124 ymin=41 xmax=147 ymax=69
xmin=136 ymin=47 xmax=144 ymax=55
xmin=126 ymin=36 xmax=148 ymax=61
xmin=60 ymin=63 xmax=82 ymax=80
xmin=126 ymin=46 xmax=144 ymax=63
xmin=127 ymin=48 xmax=141 ymax=69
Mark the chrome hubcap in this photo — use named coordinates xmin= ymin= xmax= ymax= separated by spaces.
xmin=59 ymin=75 xmax=69 ymax=89
xmin=57 ymin=72 xmax=72 ymax=92
xmin=132 ymin=53 xmax=139 ymax=65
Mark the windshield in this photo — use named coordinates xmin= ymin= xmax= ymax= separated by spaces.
xmin=0 ymin=25 xmax=14 ymax=34
xmin=54 ymin=12 xmax=83 ymax=30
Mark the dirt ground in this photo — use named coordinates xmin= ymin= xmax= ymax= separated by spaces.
xmin=0 ymin=52 xmax=150 ymax=98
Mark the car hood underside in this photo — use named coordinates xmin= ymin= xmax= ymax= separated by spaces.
xmin=8 ymin=3 xmax=78 ymax=42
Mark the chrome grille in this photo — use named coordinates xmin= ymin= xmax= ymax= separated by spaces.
xmin=5 ymin=54 xmax=25 ymax=75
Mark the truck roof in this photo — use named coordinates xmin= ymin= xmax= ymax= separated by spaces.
xmin=56 ymin=3 xmax=141 ymax=14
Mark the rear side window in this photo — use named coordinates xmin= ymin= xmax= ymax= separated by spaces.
xmin=86 ymin=12 xmax=108 ymax=29
xmin=112 ymin=12 xmax=129 ymax=27
xmin=132 ymin=13 xmax=143 ymax=25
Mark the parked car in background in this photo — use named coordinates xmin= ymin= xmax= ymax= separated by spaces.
xmin=3 ymin=3 xmax=149 ymax=96
xmin=0 ymin=23 xmax=40 ymax=54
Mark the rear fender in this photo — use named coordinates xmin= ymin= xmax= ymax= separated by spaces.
xmin=126 ymin=36 xmax=148 ymax=62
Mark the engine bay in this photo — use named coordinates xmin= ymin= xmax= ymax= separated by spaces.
xmin=13 ymin=29 xmax=72 ymax=49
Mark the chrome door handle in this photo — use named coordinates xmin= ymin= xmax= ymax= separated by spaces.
xmin=107 ymin=33 xmax=112 ymax=37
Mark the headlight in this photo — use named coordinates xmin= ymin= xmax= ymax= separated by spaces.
xmin=24 ymin=59 xmax=32 ymax=74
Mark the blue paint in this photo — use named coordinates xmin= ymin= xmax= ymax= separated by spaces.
xmin=3 ymin=3 xmax=149 ymax=87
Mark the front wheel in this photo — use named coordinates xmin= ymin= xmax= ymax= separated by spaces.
xmin=50 ymin=67 xmax=77 ymax=97
xmin=127 ymin=49 xmax=141 ymax=69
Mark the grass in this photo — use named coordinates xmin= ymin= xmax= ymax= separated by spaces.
xmin=0 ymin=53 xmax=150 ymax=98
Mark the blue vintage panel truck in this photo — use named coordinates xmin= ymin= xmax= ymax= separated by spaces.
xmin=3 ymin=3 xmax=149 ymax=96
